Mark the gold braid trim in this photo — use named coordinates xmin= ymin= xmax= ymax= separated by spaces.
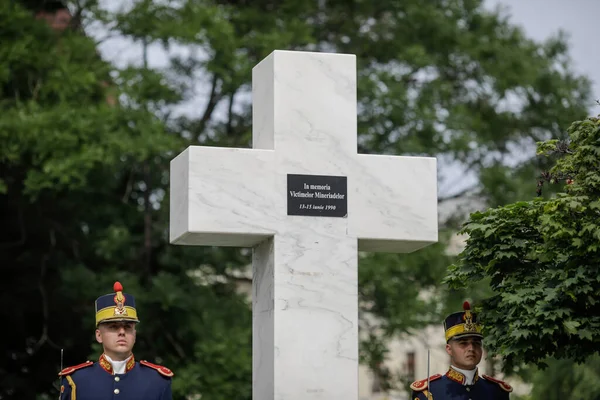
xmin=95 ymin=306 xmax=138 ymax=325
xmin=66 ymin=376 xmax=76 ymax=400
xmin=126 ymin=355 xmax=136 ymax=372
xmin=445 ymin=324 xmax=483 ymax=341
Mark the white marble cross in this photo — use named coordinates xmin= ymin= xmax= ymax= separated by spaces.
xmin=169 ymin=50 xmax=438 ymax=400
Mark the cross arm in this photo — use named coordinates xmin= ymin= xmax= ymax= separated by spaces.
xmin=348 ymin=154 xmax=438 ymax=253
xmin=169 ymin=146 xmax=277 ymax=247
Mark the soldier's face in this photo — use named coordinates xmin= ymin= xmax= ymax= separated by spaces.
xmin=445 ymin=336 xmax=483 ymax=370
xmin=96 ymin=321 xmax=136 ymax=360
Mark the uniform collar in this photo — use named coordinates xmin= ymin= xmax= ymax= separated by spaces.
xmin=99 ymin=353 xmax=135 ymax=375
xmin=446 ymin=366 xmax=479 ymax=385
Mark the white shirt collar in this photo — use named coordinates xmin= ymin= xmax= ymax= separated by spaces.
xmin=451 ymin=365 xmax=477 ymax=385
xmin=104 ymin=354 xmax=132 ymax=375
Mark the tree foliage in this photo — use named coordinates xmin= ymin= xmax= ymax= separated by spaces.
xmin=518 ymin=355 xmax=600 ymax=400
xmin=446 ymin=116 xmax=600 ymax=370
xmin=0 ymin=0 xmax=593 ymax=398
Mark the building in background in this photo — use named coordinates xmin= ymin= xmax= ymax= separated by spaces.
xmin=34 ymin=0 xmax=72 ymax=30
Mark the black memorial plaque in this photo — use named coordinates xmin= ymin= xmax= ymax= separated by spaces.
xmin=287 ymin=174 xmax=347 ymax=217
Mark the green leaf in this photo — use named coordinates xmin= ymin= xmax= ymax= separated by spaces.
xmin=562 ymin=320 xmax=580 ymax=334
xmin=578 ymin=329 xmax=594 ymax=341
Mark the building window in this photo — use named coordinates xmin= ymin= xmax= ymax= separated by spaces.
xmin=405 ymin=351 xmax=416 ymax=382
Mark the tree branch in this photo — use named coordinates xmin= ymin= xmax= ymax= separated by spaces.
xmin=143 ymin=162 xmax=152 ymax=279
xmin=121 ymin=167 xmax=135 ymax=203
xmin=142 ymin=38 xmax=152 ymax=280
xmin=197 ymin=74 xmax=221 ymax=141
xmin=94 ymin=32 xmax=122 ymax=46
xmin=437 ymin=184 xmax=480 ymax=203
xmin=164 ymin=330 xmax=186 ymax=360
xmin=33 ymin=253 xmax=60 ymax=353
xmin=222 ymin=271 xmax=252 ymax=285
xmin=226 ymin=89 xmax=236 ymax=136
xmin=45 ymin=217 xmax=80 ymax=259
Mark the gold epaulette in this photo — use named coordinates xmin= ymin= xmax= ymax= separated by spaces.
xmin=140 ymin=360 xmax=174 ymax=377
xmin=410 ymin=374 xmax=442 ymax=391
xmin=482 ymin=374 xmax=513 ymax=392
xmin=58 ymin=361 xmax=93 ymax=376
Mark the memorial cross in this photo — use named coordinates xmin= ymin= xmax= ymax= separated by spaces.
xmin=170 ymin=50 xmax=438 ymax=400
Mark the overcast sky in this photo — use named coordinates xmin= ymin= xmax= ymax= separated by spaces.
xmin=96 ymin=0 xmax=600 ymax=106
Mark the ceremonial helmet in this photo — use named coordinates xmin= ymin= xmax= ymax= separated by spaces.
xmin=95 ymin=281 xmax=140 ymax=326
xmin=443 ymin=301 xmax=482 ymax=342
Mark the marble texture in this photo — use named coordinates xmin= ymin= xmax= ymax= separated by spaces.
xmin=169 ymin=50 xmax=438 ymax=400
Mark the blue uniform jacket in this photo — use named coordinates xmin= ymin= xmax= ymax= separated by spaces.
xmin=59 ymin=355 xmax=173 ymax=400
xmin=411 ymin=368 xmax=511 ymax=400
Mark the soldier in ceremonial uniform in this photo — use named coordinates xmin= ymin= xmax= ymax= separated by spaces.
xmin=410 ymin=302 xmax=512 ymax=399
xmin=58 ymin=282 xmax=173 ymax=400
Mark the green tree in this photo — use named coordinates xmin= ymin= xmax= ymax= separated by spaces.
xmin=526 ymin=355 xmax=600 ymax=400
xmin=446 ymin=116 xmax=600 ymax=370
xmin=0 ymin=0 xmax=593 ymax=398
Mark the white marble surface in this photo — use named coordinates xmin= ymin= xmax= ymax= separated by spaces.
xmin=169 ymin=50 xmax=438 ymax=400
xmin=253 ymin=237 xmax=275 ymax=399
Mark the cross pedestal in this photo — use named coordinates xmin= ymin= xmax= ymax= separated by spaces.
xmin=170 ymin=50 xmax=438 ymax=400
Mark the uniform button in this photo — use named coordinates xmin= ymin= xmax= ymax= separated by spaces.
xmin=114 ymin=389 xmax=120 ymax=394
xmin=115 ymin=376 xmax=120 ymax=382
xmin=466 ymin=387 xmax=470 ymax=392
